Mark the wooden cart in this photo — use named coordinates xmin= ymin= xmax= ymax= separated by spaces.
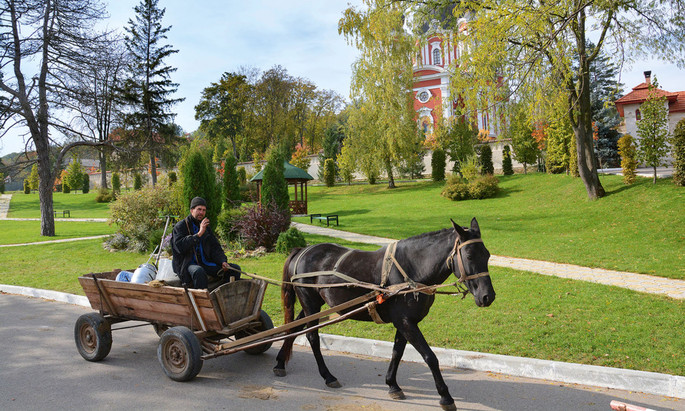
xmin=75 ymin=270 xmax=379 ymax=382
xmin=75 ymin=270 xmax=275 ymax=381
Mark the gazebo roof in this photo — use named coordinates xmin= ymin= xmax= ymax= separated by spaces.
xmin=250 ymin=161 xmax=314 ymax=182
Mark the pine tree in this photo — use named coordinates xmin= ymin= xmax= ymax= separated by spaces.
xmin=260 ymin=148 xmax=290 ymax=213
xmin=222 ymin=154 xmax=241 ymax=209
xmin=431 ymin=148 xmax=446 ymax=182
xmin=480 ymin=145 xmax=494 ymax=175
xmin=180 ymin=149 xmax=220 ymax=227
xmin=123 ymin=0 xmax=183 ymax=186
xmin=502 ymin=146 xmax=514 ymax=175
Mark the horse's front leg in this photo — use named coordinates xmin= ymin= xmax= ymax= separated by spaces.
xmin=306 ymin=324 xmax=341 ymax=388
xmin=386 ymin=329 xmax=407 ymax=400
xmin=396 ymin=321 xmax=456 ymax=411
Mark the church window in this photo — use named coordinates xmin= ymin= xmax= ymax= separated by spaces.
xmin=432 ymin=48 xmax=441 ymax=65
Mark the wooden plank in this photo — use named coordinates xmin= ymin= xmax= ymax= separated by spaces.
xmin=111 ymin=302 xmax=222 ymax=330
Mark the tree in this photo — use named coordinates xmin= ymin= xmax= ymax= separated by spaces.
xmin=431 ymin=148 xmax=446 ymax=182
xmin=323 ymin=158 xmax=336 ymax=187
xmin=636 ymin=81 xmax=671 ymax=184
xmin=28 ymin=164 xmax=40 ymax=191
xmin=617 ymin=134 xmax=638 ymax=184
xmin=64 ymin=158 xmax=85 ymax=193
xmin=260 ymin=147 xmax=290 ymax=213
xmin=479 ymin=145 xmax=494 ymax=175
xmin=438 ymin=117 xmax=477 ymax=175
xmin=502 ymin=145 xmax=514 ymax=175
xmin=435 ymin=0 xmax=685 ymax=199
xmin=222 ymin=154 xmax=240 ymax=210
xmin=123 ymin=0 xmax=183 ymax=186
xmin=673 ymin=119 xmax=685 ymax=187
xmin=180 ymin=148 xmax=219 ymax=228
xmin=195 ymin=72 xmax=249 ymax=159
xmin=0 ymin=172 xmax=5 ymax=194
xmin=318 ymin=122 xmax=345 ymax=180
xmin=0 ymin=0 xmax=114 ymax=235
xmin=340 ymin=0 xmax=422 ymax=189
xmin=508 ymin=106 xmax=539 ymax=174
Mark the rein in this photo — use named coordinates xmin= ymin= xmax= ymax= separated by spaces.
xmin=446 ymin=237 xmax=491 ymax=283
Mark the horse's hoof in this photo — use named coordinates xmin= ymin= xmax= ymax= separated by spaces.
xmin=389 ymin=389 xmax=405 ymax=400
xmin=326 ymin=379 xmax=342 ymax=388
xmin=273 ymin=368 xmax=287 ymax=377
xmin=440 ymin=402 xmax=457 ymax=411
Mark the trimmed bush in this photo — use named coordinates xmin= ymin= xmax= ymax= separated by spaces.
xmin=479 ymin=145 xmax=494 ymax=175
xmin=112 ymin=172 xmax=121 ymax=193
xmin=133 ymin=173 xmax=142 ymax=190
xmin=234 ymin=203 xmax=291 ymax=250
xmin=180 ymin=148 xmax=220 ymax=228
xmin=222 ymin=154 xmax=241 ymax=210
xmin=441 ymin=175 xmax=470 ymax=201
xmin=168 ymin=171 xmax=177 ymax=186
xmin=323 ymin=158 xmax=336 ymax=187
xmin=95 ymin=188 xmax=114 ymax=203
xmin=617 ymin=134 xmax=637 ymax=185
xmin=23 ymin=179 xmax=31 ymax=194
xmin=216 ymin=207 xmax=249 ymax=244
xmin=468 ymin=175 xmax=500 ymax=199
xmin=502 ymin=145 xmax=514 ymax=175
xmin=237 ymin=167 xmax=247 ymax=185
xmin=673 ymin=118 xmax=685 ymax=186
xmin=82 ymin=173 xmax=90 ymax=194
xmin=275 ymin=227 xmax=307 ymax=254
xmin=431 ymin=148 xmax=446 ymax=182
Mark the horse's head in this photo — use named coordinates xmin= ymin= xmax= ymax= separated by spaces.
xmin=448 ymin=218 xmax=496 ymax=307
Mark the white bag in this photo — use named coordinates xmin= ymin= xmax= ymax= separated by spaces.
xmin=155 ymin=258 xmax=178 ymax=282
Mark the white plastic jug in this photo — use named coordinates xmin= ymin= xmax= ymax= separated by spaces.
xmin=155 ymin=258 xmax=177 ymax=282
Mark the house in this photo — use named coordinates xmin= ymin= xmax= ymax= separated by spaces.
xmin=614 ymin=71 xmax=685 ymax=159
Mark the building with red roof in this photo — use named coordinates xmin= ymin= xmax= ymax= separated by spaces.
xmin=614 ymin=71 xmax=685 ymax=149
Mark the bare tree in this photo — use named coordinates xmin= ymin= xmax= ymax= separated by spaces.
xmin=0 ymin=0 xmax=112 ymax=236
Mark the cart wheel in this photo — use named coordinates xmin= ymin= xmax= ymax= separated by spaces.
xmin=74 ymin=313 xmax=112 ymax=362
xmin=240 ymin=310 xmax=274 ymax=355
xmin=152 ymin=323 xmax=169 ymax=337
xmin=157 ymin=326 xmax=203 ymax=381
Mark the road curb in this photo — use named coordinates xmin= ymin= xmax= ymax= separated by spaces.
xmin=3 ymin=285 xmax=682 ymax=400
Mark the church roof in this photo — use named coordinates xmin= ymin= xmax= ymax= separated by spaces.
xmin=250 ymin=161 xmax=313 ymax=182
xmin=615 ymin=81 xmax=684 ymax=117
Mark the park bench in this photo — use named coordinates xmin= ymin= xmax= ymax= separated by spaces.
xmin=53 ymin=210 xmax=71 ymax=218
xmin=309 ymin=213 xmax=338 ymax=226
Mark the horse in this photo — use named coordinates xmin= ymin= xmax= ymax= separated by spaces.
xmin=272 ymin=218 xmax=496 ymax=410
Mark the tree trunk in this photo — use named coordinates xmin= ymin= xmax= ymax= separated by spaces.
xmin=35 ymin=140 xmax=55 ymax=236
xmin=653 ymin=166 xmax=657 ymax=184
xmin=149 ymin=151 xmax=157 ymax=186
xmin=99 ymin=150 xmax=108 ymax=189
xmin=385 ymin=157 xmax=396 ymax=189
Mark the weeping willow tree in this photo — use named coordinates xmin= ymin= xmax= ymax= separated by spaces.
xmin=411 ymin=0 xmax=685 ymax=200
xmin=339 ymin=0 xmax=422 ymax=188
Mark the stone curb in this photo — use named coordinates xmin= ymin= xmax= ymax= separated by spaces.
xmin=2 ymin=285 xmax=682 ymax=400
xmin=0 ymin=234 xmax=111 ymax=248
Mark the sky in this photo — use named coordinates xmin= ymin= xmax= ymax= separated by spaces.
xmin=1 ymin=0 xmax=683 ymax=157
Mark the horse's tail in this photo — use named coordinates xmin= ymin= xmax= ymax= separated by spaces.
xmin=279 ymin=247 xmax=302 ymax=363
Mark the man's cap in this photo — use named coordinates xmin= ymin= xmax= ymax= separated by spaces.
xmin=190 ymin=197 xmax=207 ymax=209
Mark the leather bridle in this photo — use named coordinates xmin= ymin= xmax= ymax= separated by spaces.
xmin=446 ymin=236 xmax=491 ymax=283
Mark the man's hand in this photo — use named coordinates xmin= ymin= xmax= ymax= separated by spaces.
xmin=197 ymin=217 xmax=210 ymax=237
xmin=221 ymin=261 xmax=230 ymax=271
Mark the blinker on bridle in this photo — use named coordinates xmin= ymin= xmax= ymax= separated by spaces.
xmin=446 ymin=236 xmax=490 ymax=283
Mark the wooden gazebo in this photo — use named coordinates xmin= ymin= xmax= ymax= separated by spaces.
xmin=249 ymin=161 xmax=314 ymax=215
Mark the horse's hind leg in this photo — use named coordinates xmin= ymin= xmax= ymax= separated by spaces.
xmin=273 ymin=310 xmax=306 ymax=377
xmin=385 ymin=329 xmax=407 ymax=399
xmin=396 ymin=321 xmax=455 ymax=411
xmin=306 ymin=325 xmax=341 ymax=388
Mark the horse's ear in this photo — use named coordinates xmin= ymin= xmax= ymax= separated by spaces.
xmin=451 ymin=218 xmax=467 ymax=239
xmin=470 ymin=217 xmax=481 ymax=237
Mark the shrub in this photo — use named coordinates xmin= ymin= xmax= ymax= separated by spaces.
xmin=234 ymin=203 xmax=291 ymax=250
xmin=28 ymin=164 xmax=40 ymax=190
xmin=111 ymin=172 xmax=121 ymax=193
xmin=323 ymin=158 xmax=336 ymax=187
xmin=479 ymin=145 xmax=494 ymax=175
xmin=617 ymin=134 xmax=638 ymax=184
xmin=82 ymin=173 xmax=90 ymax=194
xmin=275 ymin=227 xmax=307 ymax=254
xmin=260 ymin=148 xmax=290 ymax=213
xmin=468 ymin=175 xmax=500 ymax=199
xmin=95 ymin=188 xmax=114 ymax=203
xmin=461 ymin=155 xmax=481 ymax=181
xmin=168 ymin=171 xmax=177 ymax=186
xmin=0 ymin=172 xmax=4 ymax=194
xmin=240 ymin=181 xmax=259 ymax=203
xmin=222 ymin=154 xmax=241 ymax=210
xmin=290 ymin=143 xmax=311 ymax=171
xmin=148 ymin=228 xmax=165 ymax=253
xmin=103 ymin=233 xmax=130 ymax=251
xmin=502 ymin=145 xmax=514 ymax=175
xmin=23 ymin=179 xmax=31 ymax=194
xmin=63 ymin=159 xmax=83 ymax=193
xmin=431 ymin=148 xmax=446 ymax=182
xmin=62 ymin=180 xmax=71 ymax=193
xmin=216 ymin=207 xmax=249 ymax=244
xmin=441 ymin=175 xmax=470 ymax=201
xmin=237 ymin=167 xmax=247 ymax=185
xmin=133 ymin=173 xmax=142 ymax=190
xmin=180 ymin=148 xmax=220 ymax=227
xmin=673 ymin=118 xmax=685 ymax=186
xmin=109 ymin=185 xmax=182 ymax=249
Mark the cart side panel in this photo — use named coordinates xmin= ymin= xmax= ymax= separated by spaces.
xmin=210 ymin=279 xmax=267 ymax=326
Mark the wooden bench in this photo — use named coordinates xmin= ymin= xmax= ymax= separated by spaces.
xmin=53 ymin=210 xmax=70 ymax=218
xmin=309 ymin=213 xmax=338 ymax=226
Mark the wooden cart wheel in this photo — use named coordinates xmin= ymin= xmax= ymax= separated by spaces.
xmin=74 ymin=313 xmax=112 ymax=362
xmin=239 ymin=310 xmax=274 ymax=355
xmin=157 ymin=326 xmax=203 ymax=381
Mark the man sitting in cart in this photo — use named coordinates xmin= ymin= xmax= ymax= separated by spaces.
xmin=171 ymin=196 xmax=241 ymax=289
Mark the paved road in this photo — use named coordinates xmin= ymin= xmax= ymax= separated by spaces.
xmin=1 ymin=293 xmax=681 ymax=411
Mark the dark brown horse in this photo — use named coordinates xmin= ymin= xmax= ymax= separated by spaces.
xmin=273 ymin=218 xmax=496 ymax=410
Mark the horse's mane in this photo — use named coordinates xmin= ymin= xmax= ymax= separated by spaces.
xmin=402 ymin=227 xmax=454 ymax=242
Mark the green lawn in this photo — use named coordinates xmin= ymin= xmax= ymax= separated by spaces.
xmin=1 ymin=234 xmax=682 ymax=376
xmin=7 ymin=191 xmax=111 ymax=218
xmin=0 ymin=220 xmax=116 ymax=245
xmin=297 ymin=173 xmax=685 ymax=279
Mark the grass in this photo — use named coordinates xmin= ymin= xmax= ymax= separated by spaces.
xmin=1 ymin=234 xmax=682 ymax=377
xmin=7 ymin=191 xmax=112 ymax=218
xmin=0 ymin=220 xmax=116 ymax=245
xmin=296 ymin=173 xmax=685 ymax=279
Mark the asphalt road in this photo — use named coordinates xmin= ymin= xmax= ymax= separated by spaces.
xmin=1 ymin=293 xmax=682 ymax=411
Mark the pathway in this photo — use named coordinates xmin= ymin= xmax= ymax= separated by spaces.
xmin=292 ymin=222 xmax=685 ymax=300
xmin=0 ymin=193 xmax=10 ymax=218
